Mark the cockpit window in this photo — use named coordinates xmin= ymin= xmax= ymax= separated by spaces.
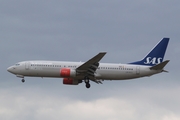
xmin=15 ymin=63 xmax=20 ymax=66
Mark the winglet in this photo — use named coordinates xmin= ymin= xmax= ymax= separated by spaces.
xmin=150 ymin=60 xmax=170 ymax=70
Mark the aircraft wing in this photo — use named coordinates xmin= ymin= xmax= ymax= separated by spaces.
xmin=76 ymin=52 xmax=106 ymax=78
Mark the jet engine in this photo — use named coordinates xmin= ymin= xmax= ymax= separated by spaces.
xmin=63 ymin=78 xmax=81 ymax=85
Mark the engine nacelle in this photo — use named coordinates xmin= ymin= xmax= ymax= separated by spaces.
xmin=63 ymin=78 xmax=80 ymax=85
xmin=60 ymin=68 xmax=76 ymax=77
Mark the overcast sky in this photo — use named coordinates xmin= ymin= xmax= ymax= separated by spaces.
xmin=1 ymin=0 xmax=180 ymax=120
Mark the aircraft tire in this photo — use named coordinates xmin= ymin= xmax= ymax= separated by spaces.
xmin=22 ymin=79 xmax=25 ymax=83
xmin=86 ymin=83 xmax=90 ymax=88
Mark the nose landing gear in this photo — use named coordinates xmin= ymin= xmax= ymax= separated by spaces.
xmin=21 ymin=79 xmax=25 ymax=83
xmin=16 ymin=75 xmax=25 ymax=83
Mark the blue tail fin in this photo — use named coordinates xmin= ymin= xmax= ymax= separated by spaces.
xmin=129 ymin=38 xmax=169 ymax=66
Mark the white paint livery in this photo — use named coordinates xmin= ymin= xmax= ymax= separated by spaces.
xmin=144 ymin=57 xmax=162 ymax=65
xmin=7 ymin=38 xmax=170 ymax=88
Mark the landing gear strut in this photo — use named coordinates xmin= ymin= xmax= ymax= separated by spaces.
xmin=84 ymin=76 xmax=90 ymax=88
xmin=21 ymin=79 xmax=25 ymax=83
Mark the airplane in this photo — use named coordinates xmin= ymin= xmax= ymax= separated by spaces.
xmin=7 ymin=38 xmax=170 ymax=88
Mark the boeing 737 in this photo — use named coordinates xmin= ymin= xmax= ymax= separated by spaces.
xmin=7 ymin=38 xmax=170 ymax=88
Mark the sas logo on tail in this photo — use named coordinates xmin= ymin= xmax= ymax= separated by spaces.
xmin=144 ymin=57 xmax=162 ymax=64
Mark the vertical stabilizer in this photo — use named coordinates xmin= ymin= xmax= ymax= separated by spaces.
xmin=129 ymin=38 xmax=169 ymax=66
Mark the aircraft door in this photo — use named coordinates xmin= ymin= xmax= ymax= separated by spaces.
xmin=136 ymin=66 xmax=140 ymax=75
xmin=25 ymin=62 xmax=30 ymax=70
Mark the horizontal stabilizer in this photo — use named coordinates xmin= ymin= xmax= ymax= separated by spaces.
xmin=150 ymin=60 xmax=170 ymax=70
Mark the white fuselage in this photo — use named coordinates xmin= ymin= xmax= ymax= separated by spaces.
xmin=7 ymin=38 xmax=170 ymax=88
xmin=7 ymin=61 xmax=160 ymax=80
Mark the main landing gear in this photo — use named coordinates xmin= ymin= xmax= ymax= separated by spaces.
xmin=84 ymin=76 xmax=90 ymax=88
xmin=85 ymin=82 xmax=90 ymax=88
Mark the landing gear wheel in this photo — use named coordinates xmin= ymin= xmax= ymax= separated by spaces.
xmin=22 ymin=79 xmax=25 ymax=83
xmin=84 ymin=76 xmax=91 ymax=88
xmin=86 ymin=83 xmax=91 ymax=88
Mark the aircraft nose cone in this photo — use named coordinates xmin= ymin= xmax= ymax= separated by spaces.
xmin=7 ymin=66 xmax=14 ymax=73
xmin=7 ymin=67 xmax=11 ymax=72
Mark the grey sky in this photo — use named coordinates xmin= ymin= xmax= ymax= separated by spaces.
xmin=1 ymin=0 xmax=180 ymax=120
